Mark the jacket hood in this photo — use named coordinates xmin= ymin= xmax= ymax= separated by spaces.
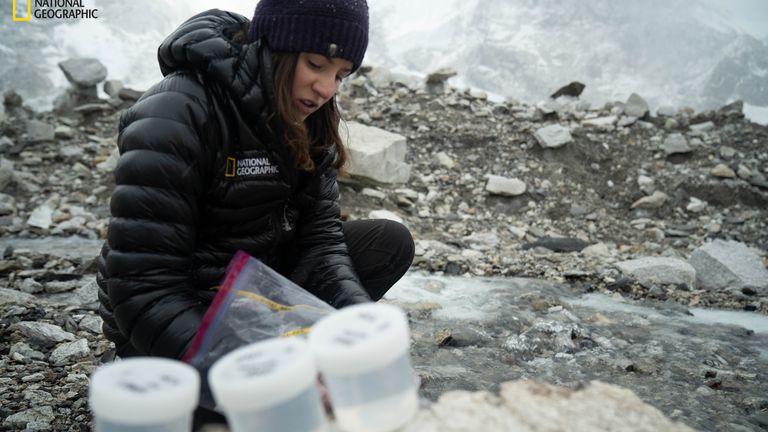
xmin=157 ymin=9 xmax=273 ymax=120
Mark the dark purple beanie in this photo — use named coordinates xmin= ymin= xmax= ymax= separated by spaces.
xmin=248 ymin=0 xmax=369 ymax=72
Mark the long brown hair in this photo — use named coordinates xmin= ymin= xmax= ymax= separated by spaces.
xmin=271 ymin=53 xmax=348 ymax=172
xmin=233 ymin=24 xmax=348 ymax=172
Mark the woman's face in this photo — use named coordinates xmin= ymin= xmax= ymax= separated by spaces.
xmin=292 ymin=52 xmax=353 ymax=120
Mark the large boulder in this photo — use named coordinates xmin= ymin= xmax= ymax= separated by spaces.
xmin=624 ymin=93 xmax=649 ymax=118
xmin=400 ymin=380 xmax=694 ymax=432
xmin=343 ymin=122 xmax=411 ymax=184
xmin=615 ymin=257 xmax=696 ymax=288
xmin=688 ymin=240 xmax=768 ymax=294
xmin=57 ymin=58 xmax=107 ymax=88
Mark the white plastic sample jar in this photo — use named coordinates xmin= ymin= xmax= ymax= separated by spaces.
xmin=89 ymin=357 xmax=200 ymax=432
xmin=208 ymin=337 xmax=327 ymax=432
xmin=309 ymin=303 xmax=419 ymax=432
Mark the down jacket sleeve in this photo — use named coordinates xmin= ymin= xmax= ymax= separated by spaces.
xmin=290 ymin=166 xmax=371 ymax=308
xmin=104 ymin=74 xmax=212 ymax=358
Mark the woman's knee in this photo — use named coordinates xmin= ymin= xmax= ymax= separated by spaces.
xmin=380 ymin=220 xmax=415 ymax=271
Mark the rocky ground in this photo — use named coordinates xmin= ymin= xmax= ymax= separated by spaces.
xmin=0 ymin=60 xmax=767 ymax=431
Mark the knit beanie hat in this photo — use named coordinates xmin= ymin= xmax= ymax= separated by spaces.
xmin=248 ymin=0 xmax=369 ymax=72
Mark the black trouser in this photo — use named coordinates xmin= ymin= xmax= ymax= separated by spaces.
xmin=193 ymin=219 xmax=415 ymax=428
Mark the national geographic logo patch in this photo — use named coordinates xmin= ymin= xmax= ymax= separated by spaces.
xmin=225 ymin=151 xmax=280 ymax=179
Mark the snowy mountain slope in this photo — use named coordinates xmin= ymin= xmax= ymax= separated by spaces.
xmin=366 ymin=0 xmax=768 ymax=110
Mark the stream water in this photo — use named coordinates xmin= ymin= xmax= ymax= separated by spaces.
xmin=387 ymin=271 xmax=768 ymax=431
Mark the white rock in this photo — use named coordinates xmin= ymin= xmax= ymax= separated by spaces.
xmin=434 ymin=151 xmax=455 ymax=169
xmin=534 ymin=124 xmax=573 ymax=148
xmin=368 ymin=209 xmax=404 ymax=224
xmin=630 ymin=191 xmax=668 ymax=209
xmin=581 ymin=116 xmax=617 ymax=129
xmin=361 ymin=188 xmax=387 ymax=200
xmin=400 ymin=380 xmax=693 ymax=432
xmin=686 ymin=197 xmax=707 ymax=213
xmin=343 ymin=122 xmax=411 ymax=184
xmin=582 ymin=242 xmax=610 ymax=257
xmin=27 ymin=204 xmax=54 ymax=229
xmin=486 ymin=175 xmax=526 ymax=196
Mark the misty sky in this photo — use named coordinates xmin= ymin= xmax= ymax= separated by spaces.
xmin=713 ymin=0 xmax=768 ymax=38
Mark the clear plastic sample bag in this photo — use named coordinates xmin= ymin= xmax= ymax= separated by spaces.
xmin=183 ymin=251 xmax=334 ymax=408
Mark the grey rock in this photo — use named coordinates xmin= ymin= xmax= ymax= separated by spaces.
xmin=551 ymin=81 xmax=586 ymax=98
xmin=656 ymin=105 xmax=676 ymax=116
xmin=0 ymin=158 xmax=15 ymax=191
xmin=462 ymin=231 xmax=500 ymax=251
xmin=59 ymin=145 xmax=83 ymax=159
xmin=523 ymin=237 xmax=592 ymax=253
xmin=57 ymin=58 xmax=107 ymax=87
xmin=582 ymin=116 xmax=618 ymax=129
xmin=485 ymin=175 xmax=526 ymax=196
xmin=719 ymin=100 xmax=743 ymax=115
xmin=663 ymin=133 xmax=691 ymax=156
xmin=615 ymin=257 xmax=697 ymax=288
xmin=690 ymin=121 xmax=715 ymax=133
xmin=0 ymin=287 xmax=35 ymax=305
xmin=617 ymin=116 xmax=638 ymax=127
xmin=3 ymin=407 xmax=55 ymax=428
xmin=719 ymin=146 xmax=736 ymax=159
xmin=23 ymin=389 xmax=53 ymax=406
xmin=74 ymin=103 xmax=110 ymax=114
xmin=21 ymin=372 xmax=46 ymax=383
xmin=12 ymin=321 xmax=76 ymax=347
xmin=4 ymin=89 xmax=23 ymax=107
xmin=118 ymin=87 xmax=144 ymax=101
xmin=9 ymin=342 xmax=46 ymax=362
xmin=426 ymin=68 xmax=458 ymax=84
xmin=749 ymin=173 xmax=768 ymax=189
xmin=434 ymin=152 xmax=455 ymax=169
xmin=0 ymin=192 xmax=16 ymax=215
xmin=42 ymin=278 xmax=99 ymax=310
xmin=25 ymin=120 xmax=55 ymax=143
xmin=103 ymin=79 xmax=124 ymax=97
xmin=44 ymin=279 xmax=80 ymax=294
xmin=18 ymin=277 xmax=43 ymax=294
xmin=49 ymin=338 xmax=90 ymax=366
xmin=689 ymin=239 xmax=768 ymax=294
xmin=534 ymin=124 xmax=573 ymax=148
xmin=78 ymin=314 xmax=103 ymax=334
xmin=23 ymin=421 xmax=52 ymax=432
xmin=0 ymin=135 xmax=13 ymax=150
xmin=54 ymin=125 xmax=75 ymax=139
xmin=624 ymin=93 xmax=649 ymax=118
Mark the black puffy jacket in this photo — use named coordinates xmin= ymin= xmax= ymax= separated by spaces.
xmin=96 ymin=9 xmax=370 ymax=359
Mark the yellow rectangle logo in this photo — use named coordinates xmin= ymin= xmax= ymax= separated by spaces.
xmin=13 ymin=0 xmax=32 ymax=21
